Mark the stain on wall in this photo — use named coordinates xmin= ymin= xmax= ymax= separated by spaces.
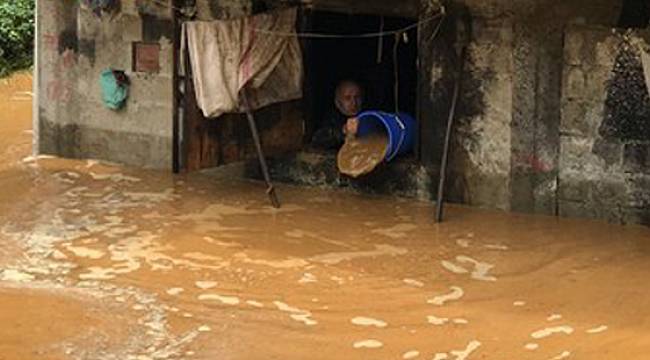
xmin=601 ymin=44 xmax=650 ymax=141
xmin=559 ymin=26 xmax=650 ymax=225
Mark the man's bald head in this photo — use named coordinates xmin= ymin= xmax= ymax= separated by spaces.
xmin=335 ymin=80 xmax=363 ymax=116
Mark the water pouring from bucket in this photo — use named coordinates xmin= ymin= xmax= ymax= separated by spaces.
xmin=337 ymin=111 xmax=416 ymax=178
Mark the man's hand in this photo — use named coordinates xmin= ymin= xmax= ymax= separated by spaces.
xmin=344 ymin=117 xmax=359 ymax=136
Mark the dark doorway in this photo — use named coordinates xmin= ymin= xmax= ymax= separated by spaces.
xmin=618 ymin=0 xmax=650 ymax=28
xmin=301 ymin=10 xmax=419 ymax=148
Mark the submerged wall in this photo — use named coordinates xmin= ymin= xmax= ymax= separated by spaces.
xmin=559 ymin=26 xmax=650 ymax=225
xmin=36 ymin=0 xmax=175 ymax=169
xmin=420 ymin=0 xmax=644 ymax=222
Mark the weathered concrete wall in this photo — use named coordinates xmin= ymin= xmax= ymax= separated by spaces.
xmin=509 ymin=1 xmax=620 ymax=215
xmin=559 ymin=26 xmax=650 ymax=225
xmin=451 ymin=8 xmax=514 ymax=211
xmin=37 ymin=0 xmax=175 ymax=169
xmin=423 ymin=0 xmax=622 ymax=213
xmin=418 ymin=2 xmax=515 ymax=210
xmin=36 ymin=0 xmax=81 ymax=160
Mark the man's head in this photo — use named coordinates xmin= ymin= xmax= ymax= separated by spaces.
xmin=335 ymin=80 xmax=363 ymax=117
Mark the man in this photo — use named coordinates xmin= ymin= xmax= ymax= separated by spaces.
xmin=311 ymin=80 xmax=362 ymax=149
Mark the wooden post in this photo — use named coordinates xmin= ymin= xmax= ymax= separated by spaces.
xmin=241 ymin=91 xmax=281 ymax=209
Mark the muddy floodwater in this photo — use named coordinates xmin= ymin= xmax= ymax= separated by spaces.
xmin=1 ymin=74 xmax=650 ymax=360
xmin=337 ymin=133 xmax=388 ymax=178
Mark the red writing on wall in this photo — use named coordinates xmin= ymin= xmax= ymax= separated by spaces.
xmin=43 ymin=33 xmax=60 ymax=52
xmin=516 ymin=154 xmax=553 ymax=173
xmin=47 ymin=79 xmax=72 ymax=102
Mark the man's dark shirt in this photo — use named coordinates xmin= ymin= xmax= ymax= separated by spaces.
xmin=311 ymin=108 xmax=349 ymax=150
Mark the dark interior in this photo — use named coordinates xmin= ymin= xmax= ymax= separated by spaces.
xmin=301 ymin=10 xmax=419 ymax=146
xmin=617 ymin=0 xmax=650 ymax=28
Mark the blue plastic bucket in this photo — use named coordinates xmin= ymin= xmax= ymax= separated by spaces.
xmin=355 ymin=111 xmax=416 ymax=162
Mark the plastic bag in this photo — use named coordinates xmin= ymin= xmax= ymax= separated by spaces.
xmin=100 ymin=69 xmax=129 ymax=110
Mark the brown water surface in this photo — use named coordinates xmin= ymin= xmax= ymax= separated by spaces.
xmin=1 ymin=74 xmax=650 ymax=359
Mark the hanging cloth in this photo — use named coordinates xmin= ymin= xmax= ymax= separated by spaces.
xmin=183 ymin=8 xmax=303 ymax=118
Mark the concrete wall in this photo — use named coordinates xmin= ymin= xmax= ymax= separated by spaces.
xmin=36 ymin=0 xmax=175 ymax=169
xmin=559 ymin=26 xmax=650 ymax=225
xmin=423 ymin=0 xmax=623 ymax=214
xmin=37 ymin=0 xmax=172 ymax=168
xmin=450 ymin=7 xmax=515 ymax=211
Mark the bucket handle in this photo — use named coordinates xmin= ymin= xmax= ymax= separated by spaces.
xmin=386 ymin=114 xmax=406 ymax=162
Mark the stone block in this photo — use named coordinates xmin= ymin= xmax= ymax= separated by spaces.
xmin=594 ymin=36 xmax=619 ymax=68
xmin=129 ymin=75 xmax=173 ymax=104
xmin=628 ymin=175 xmax=650 ymax=207
xmin=564 ymin=66 xmax=586 ymax=100
xmin=558 ymin=199 xmax=594 ymax=220
xmin=590 ymin=179 xmax=627 ymax=204
xmin=560 ymin=99 xmax=589 ymax=136
xmin=559 ymin=136 xmax=595 ymax=171
xmin=623 ymin=143 xmax=650 ymax=173
xmin=584 ymin=66 xmax=611 ymax=98
xmin=121 ymin=15 xmax=143 ymax=43
xmin=558 ymin=178 xmax=591 ymax=201
xmin=621 ymin=207 xmax=650 ymax=226
xmin=592 ymin=138 xmax=623 ymax=167
xmin=564 ymin=30 xmax=584 ymax=66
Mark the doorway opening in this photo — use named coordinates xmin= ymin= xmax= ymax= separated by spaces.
xmin=301 ymin=10 xmax=419 ymax=157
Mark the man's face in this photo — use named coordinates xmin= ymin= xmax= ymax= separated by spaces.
xmin=336 ymin=83 xmax=362 ymax=116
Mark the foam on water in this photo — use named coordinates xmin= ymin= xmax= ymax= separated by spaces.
xmin=427 ymin=286 xmax=464 ymax=306
xmin=586 ymin=325 xmax=608 ymax=334
xmin=198 ymin=294 xmax=240 ymax=305
xmin=166 ymin=288 xmax=184 ymax=296
xmin=402 ymin=350 xmax=420 ymax=359
xmin=195 ymin=281 xmax=218 ymax=290
xmin=352 ymin=339 xmax=383 ymax=349
xmin=273 ymin=301 xmax=317 ymax=326
xmin=403 ymin=278 xmax=424 ymax=287
xmin=547 ymin=314 xmax=563 ymax=321
xmin=427 ymin=315 xmax=449 ymax=325
xmin=531 ymin=326 xmax=574 ymax=339
xmin=551 ymin=351 xmax=571 ymax=359
xmin=450 ymin=340 xmax=482 ymax=360
xmin=350 ymin=316 xmax=387 ymax=328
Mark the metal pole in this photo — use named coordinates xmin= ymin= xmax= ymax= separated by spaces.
xmin=241 ymin=91 xmax=281 ymax=209
xmin=435 ymin=45 xmax=466 ymax=223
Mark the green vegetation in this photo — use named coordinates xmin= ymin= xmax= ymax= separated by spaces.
xmin=0 ymin=0 xmax=35 ymax=77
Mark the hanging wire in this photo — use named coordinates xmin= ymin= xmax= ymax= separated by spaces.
xmin=376 ymin=16 xmax=384 ymax=64
xmin=249 ymin=13 xmax=443 ymax=39
xmin=393 ymin=32 xmax=401 ymax=114
xmin=146 ymin=0 xmax=446 ymax=40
